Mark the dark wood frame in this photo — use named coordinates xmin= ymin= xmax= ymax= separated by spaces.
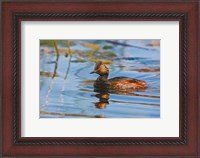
xmin=1 ymin=0 xmax=199 ymax=157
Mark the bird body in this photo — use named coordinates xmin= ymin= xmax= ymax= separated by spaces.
xmin=90 ymin=61 xmax=148 ymax=91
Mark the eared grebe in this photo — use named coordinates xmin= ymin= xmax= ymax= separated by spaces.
xmin=90 ymin=61 xmax=148 ymax=91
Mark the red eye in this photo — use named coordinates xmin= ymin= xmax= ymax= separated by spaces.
xmin=96 ymin=67 xmax=101 ymax=71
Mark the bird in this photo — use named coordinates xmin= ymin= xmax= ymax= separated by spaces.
xmin=90 ymin=61 xmax=148 ymax=92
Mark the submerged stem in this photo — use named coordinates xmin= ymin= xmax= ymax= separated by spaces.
xmin=43 ymin=40 xmax=60 ymax=107
xmin=62 ymin=40 xmax=73 ymax=92
xmin=53 ymin=40 xmax=60 ymax=56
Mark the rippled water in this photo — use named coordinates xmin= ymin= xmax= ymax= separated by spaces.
xmin=40 ymin=40 xmax=160 ymax=118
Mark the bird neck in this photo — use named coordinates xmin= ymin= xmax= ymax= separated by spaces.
xmin=99 ymin=73 xmax=109 ymax=80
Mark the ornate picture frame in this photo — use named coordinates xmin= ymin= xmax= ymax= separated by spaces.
xmin=1 ymin=1 xmax=199 ymax=157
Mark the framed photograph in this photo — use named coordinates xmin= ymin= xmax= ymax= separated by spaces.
xmin=1 ymin=0 xmax=199 ymax=157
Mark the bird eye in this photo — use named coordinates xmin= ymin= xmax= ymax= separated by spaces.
xmin=96 ymin=67 xmax=101 ymax=71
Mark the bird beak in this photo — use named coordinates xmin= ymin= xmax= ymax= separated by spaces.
xmin=90 ymin=70 xmax=96 ymax=74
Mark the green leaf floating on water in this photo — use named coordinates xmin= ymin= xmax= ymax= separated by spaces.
xmin=103 ymin=45 xmax=113 ymax=50
xmin=40 ymin=71 xmax=60 ymax=77
xmin=81 ymin=42 xmax=100 ymax=51
xmin=40 ymin=40 xmax=54 ymax=46
xmin=89 ymin=58 xmax=112 ymax=64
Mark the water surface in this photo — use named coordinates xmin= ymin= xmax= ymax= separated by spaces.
xmin=40 ymin=40 xmax=160 ymax=118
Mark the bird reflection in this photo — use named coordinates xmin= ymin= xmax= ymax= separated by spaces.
xmin=93 ymin=91 xmax=110 ymax=109
xmin=92 ymin=88 xmax=151 ymax=109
